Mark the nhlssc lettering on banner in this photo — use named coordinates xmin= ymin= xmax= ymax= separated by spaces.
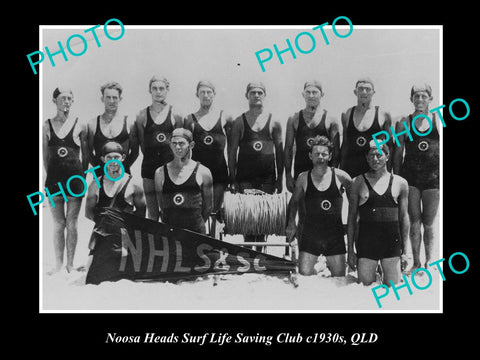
xmin=119 ymin=229 xmax=267 ymax=274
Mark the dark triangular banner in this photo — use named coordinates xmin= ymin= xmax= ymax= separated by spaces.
xmin=86 ymin=208 xmax=295 ymax=285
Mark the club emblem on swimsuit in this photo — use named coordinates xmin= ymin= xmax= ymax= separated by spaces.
xmin=418 ymin=140 xmax=429 ymax=151
xmin=57 ymin=147 xmax=68 ymax=157
xmin=203 ymin=135 xmax=214 ymax=145
xmin=173 ymin=193 xmax=185 ymax=206
xmin=253 ymin=141 xmax=263 ymax=151
xmin=156 ymin=133 xmax=167 ymax=143
xmin=306 ymin=137 xmax=315 ymax=147
xmin=356 ymin=136 xmax=367 ymax=147
xmin=321 ymin=200 xmax=332 ymax=211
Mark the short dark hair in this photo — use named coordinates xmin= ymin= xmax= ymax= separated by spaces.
xmin=364 ymin=139 xmax=390 ymax=157
xmin=309 ymin=135 xmax=333 ymax=154
xmin=355 ymin=77 xmax=374 ymax=90
xmin=100 ymin=81 xmax=123 ymax=96
xmin=149 ymin=75 xmax=170 ymax=92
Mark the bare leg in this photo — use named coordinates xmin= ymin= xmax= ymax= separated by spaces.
xmin=49 ymin=198 xmax=67 ymax=273
xmin=421 ymin=189 xmax=440 ymax=267
xmin=143 ymin=178 xmax=159 ymax=221
xmin=85 ymin=254 xmax=93 ymax=273
xmin=357 ymin=258 xmax=378 ymax=285
xmin=408 ymin=186 xmax=422 ymax=271
xmin=381 ymin=256 xmax=401 ymax=285
xmin=299 ymin=251 xmax=318 ymax=275
xmin=326 ymin=254 xmax=346 ymax=277
xmin=65 ymin=197 xmax=82 ymax=272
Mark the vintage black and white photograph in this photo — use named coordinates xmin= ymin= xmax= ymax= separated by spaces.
xmin=36 ymin=24 xmax=442 ymax=312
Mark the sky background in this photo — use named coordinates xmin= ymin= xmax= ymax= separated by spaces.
xmin=41 ymin=26 xmax=440 ymax=130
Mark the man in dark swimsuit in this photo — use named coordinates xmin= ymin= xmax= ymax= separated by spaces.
xmin=135 ymin=76 xmax=184 ymax=221
xmin=184 ymin=80 xmax=234 ymax=236
xmin=284 ymin=80 xmax=340 ymax=193
xmin=286 ymin=136 xmax=352 ymax=276
xmin=154 ymin=128 xmax=213 ymax=234
xmin=347 ymin=141 xmax=409 ymax=286
xmin=392 ymin=84 xmax=439 ymax=272
xmin=87 ymin=81 xmax=139 ymax=174
xmin=43 ymin=87 xmax=88 ymax=274
xmin=228 ymin=82 xmax=284 ymax=251
xmin=85 ymin=141 xmax=146 ymax=269
xmin=340 ymin=78 xmax=393 ymax=178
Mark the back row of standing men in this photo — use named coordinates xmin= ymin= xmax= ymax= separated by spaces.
xmin=43 ymin=77 xmax=439 ymax=287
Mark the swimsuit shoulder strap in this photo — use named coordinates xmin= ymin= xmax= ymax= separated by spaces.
xmin=122 ymin=115 xmax=128 ymax=132
xmin=109 ymin=175 xmax=132 ymax=207
xmin=372 ymin=106 xmax=380 ymax=128
xmin=67 ymin=118 xmax=79 ymax=136
xmin=145 ymin=106 xmax=153 ymax=126
xmin=362 ymin=174 xmax=374 ymax=192
xmin=265 ymin=113 xmax=273 ymax=136
xmin=215 ymin=110 xmax=224 ymax=128
xmin=347 ymin=106 xmax=355 ymax=129
xmin=47 ymin=118 xmax=55 ymax=136
xmin=387 ymin=172 xmax=394 ymax=191
xmin=193 ymin=161 xmax=200 ymax=175
xmin=298 ymin=110 xmax=305 ymax=127
xmin=95 ymin=115 xmax=101 ymax=133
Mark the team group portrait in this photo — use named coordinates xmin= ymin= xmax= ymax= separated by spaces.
xmin=39 ymin=26 xmax=441 ymax=311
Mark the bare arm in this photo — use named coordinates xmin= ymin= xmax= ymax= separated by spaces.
xmin=223 ymin=114 xmax=234 ymax=141
xmin=328 ymin=116 xmax=341 ymax=168
xmin=135 ymin=110 xmax=146 ymax=155
xmin=199 ymin=166 xmax=214 ymax=221
xmin=397 ymin=177 xmax=410 ymax=255
xmin=285 ymin=173 xmax=307 ymax=242
xmin=336 ymin=169 xmax=353 ymax=199
xmin=87 ymin=117 xmax=100 ymax=168
xmin=154 ymin=167 xmax=165 ymax=219
xmin=227 ymin=116 xmax=243 ymax=189
xmin=85 ymin=180 xmax=99 ymax=222
xmin=284 ymin=114 xmax=296 ymax=192
xmin=125 ymin=118 xmax=139 ymax=170
xmin=78 ymin=121 xmax=89 ymax=172
xmin=223 ymin=114 xmax=234 ymax=178
xmin=132 ymin=181 xmax=146 ymax=218
xmin=339 ymin=110 xmax=349 ymax=166
xmin=392 ymin=117 xmax=406 ymax=174
xmin=172 ymin=111 xmax=184 ymax=129
xmin=347 ymin=177 xmax=361 ymax=270
xmin=272 ymin=118 xmax=284 ymax=193
xmin=183 ymin=115 xmax=193 ymax=132
xmin=382 ymin=111 xmax=394 ymax=171
xmin=42 ymin=121 xmax=50 ymax=173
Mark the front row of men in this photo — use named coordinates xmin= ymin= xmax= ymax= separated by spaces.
xmin=286 ymin=137 xmax=409 ymax=286
xmin=84 ymin=134 xmax=408 ymax=287
xmin=44 ymin=79 xmax=439 ymax=289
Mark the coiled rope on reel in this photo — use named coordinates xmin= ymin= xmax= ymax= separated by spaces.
xmin=222 ymin=190 xmax=287 ymax=236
